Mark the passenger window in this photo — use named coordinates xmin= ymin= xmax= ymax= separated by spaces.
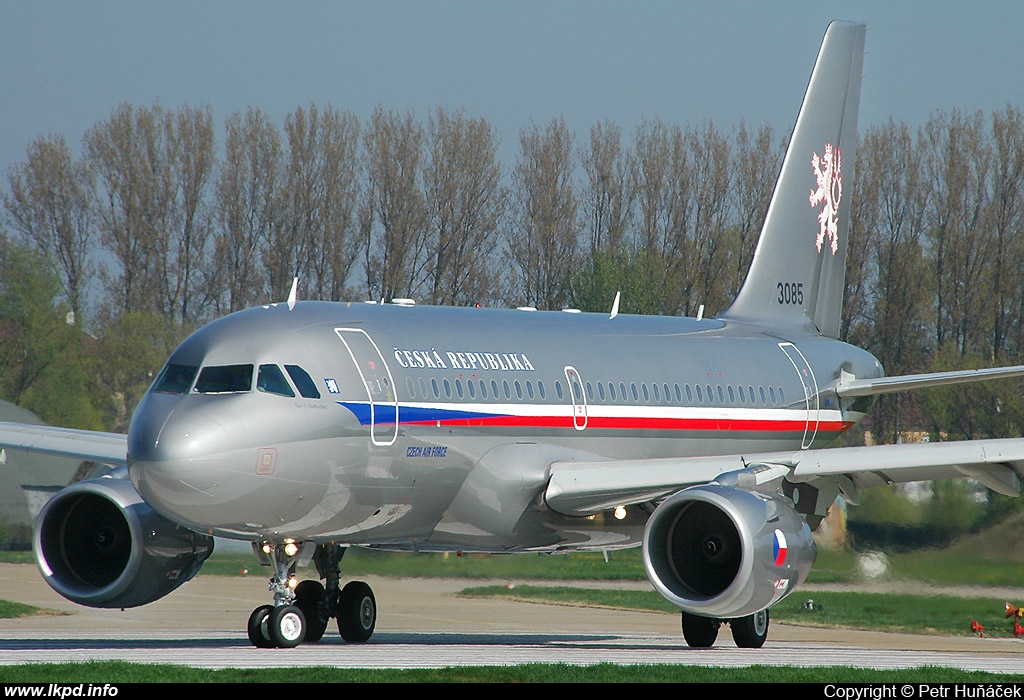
xmin=406 ymin=377 xmax=416 ymax=397
xmin=555 ymin=381 xmax=563 ymax=400
xmin=257 ymin=365 xmax=295 ymax=397
xmin=642 ymin=383 xmax=649 ymax=402
xmin=652 ymin=383 xmax=660 ymax=402
xmin=527 ymin=381 xmax=534 ymax=400
xmin=431 ymin=378 xmax=440 ymax=398
xmin=538 ymin=381 xmax=546 ymax=399
xmin=685 ymin=384 xmax=693 ymax=403
xmin=443 ymin=379 xmax=452 ymax=398
xmin=608 ymin=382 xmax=616 ymax=401
xmin=283 ymin=365 xmax=319 ymax=398
xmin=153 ymin=363 xmax=198 ymax=394
xmin=504 ymin=380 xmax=512 ymax=399
xmin=480 ymin=380 xmax=487 ymax=399
xmin=491 ymin=380 xmax=499 ymax=398
xmin=466 ymin=379 xmax=474 ymax=398
xmin=195 ymin=364 xmax=253 ymax=394
xmin=695 ymin=384 xmax=703 ymax=403
xmin=779 ymin=387 xmax=786 ymax=404
xmin=598 ymin=382 xmax=605 ymax=401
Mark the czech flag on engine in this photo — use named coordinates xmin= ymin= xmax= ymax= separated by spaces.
xmin=773 ymin=529 xmax=788 ymax=566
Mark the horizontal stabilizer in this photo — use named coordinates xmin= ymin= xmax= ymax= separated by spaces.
xmin=836 ymin=365 xmax=1024 ymax=397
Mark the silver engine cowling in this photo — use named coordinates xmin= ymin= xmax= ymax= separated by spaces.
xmin=642 ymin=483 xmax=815 ymax=619
xmin=34 ymin=477 xmax=214 ymax=608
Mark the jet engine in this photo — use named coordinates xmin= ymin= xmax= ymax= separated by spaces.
xmin=33 ymin=477 xmax=214 ymax=608
xmin=642 ymin=483 xmax=815 ymax=619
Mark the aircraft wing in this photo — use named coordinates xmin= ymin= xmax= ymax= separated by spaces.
xmin=0 ymin=421 xmax=128 ymax=466
xmin=544 ymin=438 xmax=1024 ymax=516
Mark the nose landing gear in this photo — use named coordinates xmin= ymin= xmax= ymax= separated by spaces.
xmin=246 ymin=541 xmax=377 ymax=649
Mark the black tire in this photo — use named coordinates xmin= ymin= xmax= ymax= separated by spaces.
xmin=730 ymin=609 xmax=769 ymax=649
xmin=247 ymin=604 xmax=275 ymax=648
xmin=681 ymin=611 xmax=719 ymax=648
xmin=294 ymin=579 xmax=328 ymax=643
xmin=268 ymin=604 xmax=306 ymax=648
xmin=337 ymin=580 xmax=376 ymax=643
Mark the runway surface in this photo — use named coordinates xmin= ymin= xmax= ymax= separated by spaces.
xmin=2 ymin=563 xmax=1024 ymax=673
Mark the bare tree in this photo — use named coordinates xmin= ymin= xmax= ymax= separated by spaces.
xmin=268 ymin=104 xmax=362 ymax=302
xmin=986 ymin=106 xmax=1024 ymax=362
xmin=363 ymin=107 xmax=428 ymax=301
xmin=213 ymin=107 xmax=282 ymax=312
xmin=507 ymin=118 xmax=579 ymax=310
xmin=424 ymin=106 xmax=505 ymax=306
xmin=729 ymin=122 xmax=781 ymax=294
xmin=4 ymin=134 xmax=96 ymax=322
xmin=580 ymin=120 xmax=633 ymax=255
xmin=923 ymin=109 xmax=994 ymax=358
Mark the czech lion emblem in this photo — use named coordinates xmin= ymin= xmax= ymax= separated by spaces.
xmin=809 ymin=143 xmax=842 ymax=255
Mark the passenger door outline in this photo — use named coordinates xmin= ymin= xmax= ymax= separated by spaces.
xmin=778 ymin=342 xmax=819 ymax=449
xmin=335 ymin=328 xmax=399 ymax=446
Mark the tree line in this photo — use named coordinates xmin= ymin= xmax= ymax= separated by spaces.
xmin=2 ymin=101 xmax=1024 ymax=442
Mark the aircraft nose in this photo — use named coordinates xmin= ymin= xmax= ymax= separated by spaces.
xmin=127 ymin=394 xmax=232 ymax=522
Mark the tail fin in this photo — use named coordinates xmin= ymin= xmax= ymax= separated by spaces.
xmin=719 ymin=20 xmax=865 ymax=338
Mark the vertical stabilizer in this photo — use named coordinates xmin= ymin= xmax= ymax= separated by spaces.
xmin=719 ymin=21 xmax=865 ymax=337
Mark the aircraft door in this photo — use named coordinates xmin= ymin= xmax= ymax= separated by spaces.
xmin=335 ymin=328 xmax=399 ymax=446
xmin=564 ymin=366 xmax=587 ymax=431
xmin=779 ymin=342 xmax=819 ymax=449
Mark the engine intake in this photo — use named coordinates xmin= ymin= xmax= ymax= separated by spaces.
xmin=642 ymin=484 xmax=815 ymax=619
xmin=34 ymin=477 xmax=213 ymax=608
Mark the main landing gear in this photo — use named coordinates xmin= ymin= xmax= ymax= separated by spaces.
xmin=680 ymin=609 xmax=770 ymax=649
xmin=246 ymin=541 xmax=377 ymax=649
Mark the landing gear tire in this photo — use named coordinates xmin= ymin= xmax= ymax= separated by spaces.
xmin=337 ymin=580 xmax=376 ymax=643
xmin=268 ymin=604 xmax=306 ymax=648
xmin=681 ymin=611 xmax=719 ymax=648
xmin=730 ymin=609 xmax=769 ymax=649
xmin=295 ymin=579 xmax=328 ymax=643
xmin=247 ymin=605 xmax=275 ymax=648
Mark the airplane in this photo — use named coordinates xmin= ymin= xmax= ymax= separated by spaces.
xmin=4 ymin=19 xmax=1024 ymax=651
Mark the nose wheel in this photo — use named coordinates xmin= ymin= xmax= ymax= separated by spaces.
xmin=247 ymin=541 xmax=376 ymax=648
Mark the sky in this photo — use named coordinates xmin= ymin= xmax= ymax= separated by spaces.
xmin=2 ymin=1 xmax=1023 ymax=185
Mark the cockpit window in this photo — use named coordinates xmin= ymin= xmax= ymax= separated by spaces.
xmin=285 ymin=365 xmax=321 ymax=399
xmin=194 ymin=364 xmax=253 ymax=393
xmin=257 ymin=364 xmax=295 ymax=397
xmin=153 ymin=363 xmax=199 ymax=394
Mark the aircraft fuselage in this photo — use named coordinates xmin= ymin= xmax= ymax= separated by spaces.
xmin=127 ymin=301 xmax=882 ymax=552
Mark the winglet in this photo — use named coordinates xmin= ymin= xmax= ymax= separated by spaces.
xmin=719 ymin=21 xmax=866 ymax=338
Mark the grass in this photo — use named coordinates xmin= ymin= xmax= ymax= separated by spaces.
xmin=0 ymin=662 xmax=1017 ymax=683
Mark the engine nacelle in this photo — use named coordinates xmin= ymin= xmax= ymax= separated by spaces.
xmin=34 ymin=477 xmax=214 ymax=608
xmin=642 ymin=484 xmax=815 ymax=619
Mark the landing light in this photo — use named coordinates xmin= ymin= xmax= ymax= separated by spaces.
xmin=284 ymin=541 xmax=299 ymax=557
xmin=614 ymin=506 xmax=627 ymax=520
